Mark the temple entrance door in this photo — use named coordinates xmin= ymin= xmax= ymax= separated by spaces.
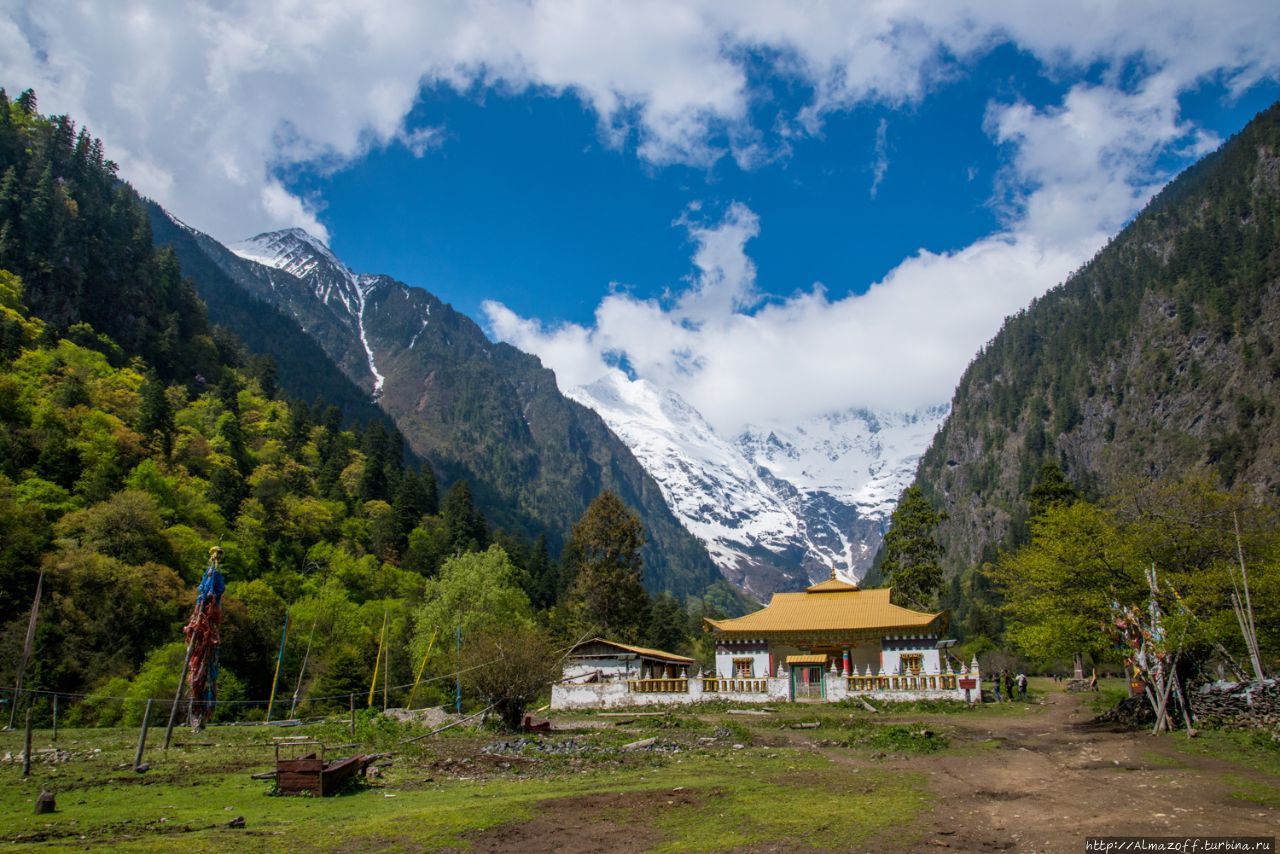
xmin=791 ymin=666 xmax=825 ymax=701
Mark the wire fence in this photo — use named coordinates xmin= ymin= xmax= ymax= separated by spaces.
xmin=1 ymin=634 xmax=591 ymax=728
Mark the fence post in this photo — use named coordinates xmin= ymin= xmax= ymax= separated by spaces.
xmin=22 ymin=708 xmax=32 ymax=777
xmin=134 ymin=699 xmax=154 ymax=770
xmin=349 ymin=694 xmax=355 ymax=739
xmin=163 ymin=642 xmax=194 ymax=751
xmin=51 ymin=695 xmax=58 ymax=742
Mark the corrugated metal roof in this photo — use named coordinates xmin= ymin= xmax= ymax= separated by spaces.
xmin=569 ymin=637 xmax=695 ymax=665
xmin=785 ymin=654 xmax=829 ymax=664
xmin=704 ymin=587 xmax=942 ymax=636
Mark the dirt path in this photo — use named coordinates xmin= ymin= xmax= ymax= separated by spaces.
xmin=892 ymin=690 xmax=1278 ymax=852
xmin=463 ymin=692 xmax=1275 ymax=853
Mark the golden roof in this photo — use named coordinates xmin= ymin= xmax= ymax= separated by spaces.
xmin=570 ymin=637 xmax=695 ymax=665
xmin=804 ymin=577 xmax=859 ymax=593
xmin=704 ymin=587 xmax=943 ymax=638
xmin=785 ymin=654 xmax=830 ymax=665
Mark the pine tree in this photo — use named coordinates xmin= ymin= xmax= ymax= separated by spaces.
xmin=392 ymin=468 xmax=438 ymax=544
xmin=442 ymin=480 xmax=486 ymax=553
xmin=646 ymin=593 xmax=687 ymax=654
xmin=880 ymin=486 xmax=943 ymax=611
xmin=137 ymin=369 xmax=174 ymax=456
xmin=564 ymin=491 xmax=649 ymax=642
xmin=1028 ymin=462 xmax=1078 ymax=519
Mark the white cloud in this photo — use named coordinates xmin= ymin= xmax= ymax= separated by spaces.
xmin=2 ymin=2 xmax=1276 ymax=242
xmin=483 ymin=78 xmax=1251 ymax=432
xmin=3 ymin=1 xmax=1277 ymax=432
xmin=869 ymin=118 xmax=889 ymax=199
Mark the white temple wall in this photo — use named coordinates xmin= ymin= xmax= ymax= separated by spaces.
xmin=562 ymin=656 xmax=638 ymax=681
xmin=713 ymin=641 xmax=770 ymax=679
xmin=880 ymin=637 xmax=942 ymax=675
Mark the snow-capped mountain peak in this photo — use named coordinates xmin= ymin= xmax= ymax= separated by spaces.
xmin=568 ymin=371 xmax=948 ymax=596
xmin=230 ymin=228 xmax=387 ymax=397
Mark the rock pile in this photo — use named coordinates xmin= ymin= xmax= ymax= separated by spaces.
xmin=1092 ymin=696 xmax=1154 ymax=727
xmin=483 ymin=736 xmax=683 ymax=755
xmin=1190 ymin=678 xmax=1280 ymax=731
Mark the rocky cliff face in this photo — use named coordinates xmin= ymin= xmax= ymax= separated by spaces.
xmin=913 ymin=102 xmax=1280 ymax=575
xmin=157 ymin=217 xmax=726 ymax=599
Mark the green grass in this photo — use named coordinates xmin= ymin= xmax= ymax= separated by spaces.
xmin=650 ymin=763 xmax=929 ymax=852
xmin=0 ymin=713 xmax=937 ymax=852
xmin=1163 ymin=728 xmax=1280 ymax=777
xmin=1084 ymin=678 xmax=1132 ymax=714
xmin=837 ymin=720 xmax=950 ymax=754
xmin=1223 ymin=773 xmax=1280 ymax=808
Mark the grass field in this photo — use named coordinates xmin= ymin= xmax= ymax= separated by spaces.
xmin=0 ymin=697 xmax=988 ymax=851
xmin=0 ymin=684 xmax=1274 ymax=852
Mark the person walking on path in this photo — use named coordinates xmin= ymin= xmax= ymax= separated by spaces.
xmin=992 ymin=670 xmax=1002 ymax=702
xmin=1003 ymin=670 xmax=1015 ymax=702
xmin=1016 ymin=672 xmax=1028 ymax=701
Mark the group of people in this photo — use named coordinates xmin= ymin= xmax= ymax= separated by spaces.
xmin=991 ymin=669 xmax=1027 ymax=702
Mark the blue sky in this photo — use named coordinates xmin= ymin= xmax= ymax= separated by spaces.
xmin=294 ymin=44 xmax=1278 ymax=328
xmin=6 ymin=2 xmax=1279 ymax=430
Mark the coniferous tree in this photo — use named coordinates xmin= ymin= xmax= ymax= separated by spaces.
xmin=880 ymin=486 xmax=944 ymax=611
xmin=1029 ymin=462 xmax=1078 ymax=519
xmin=136 ymin=369 xmax=174 ymax=456
xmin=564 ymin=491 xmax=649 ymax=642
xmin=646 ymin=593 xmax=687 ymax=654
xmin=442 ymin=480 xmax=486 ymax=553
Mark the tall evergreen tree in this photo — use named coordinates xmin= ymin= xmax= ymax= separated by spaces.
xmin=564 ymin=491 xmax=649 ymax=642
xmin=442 ymin=480 xmax=486 ymax=554
xmin=392 ymin=467 xmax=438 ymax=544
xmin=136 ymin=369 xmax=174 ymax=456
xmin=880 ymin=486 xmax=944 ymax=611
xmin=1029 ymin=462 xmax=1078 ymax=519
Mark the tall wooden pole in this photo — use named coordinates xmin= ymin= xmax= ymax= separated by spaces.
xmin=8 ymin=572 xmax=43 ymax=731
xmin=1232 ymin=512 xmax=1265 ymax=681
xmin=288 ymin=617 xmax=318 ymax=720
xmin=134 ymin=699 xmax=154 ymax=770
xmin=51 ymin=695 xmax=58 ymax=742
xmin=22 ymin=708 xmax=32 ymax=777
xmin=162 ymin=641 xmax=194 ymax=751
xmin=265 ymin=608 xmax=290 ymax=723
xmin=407 ymin=627 xmax=439 ymax=710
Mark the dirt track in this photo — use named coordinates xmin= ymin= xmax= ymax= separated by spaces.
xmin=466 ymin=691 xmax=1277 ymax=853
xmin=885 ymin=690 xmax=1277 ymax=852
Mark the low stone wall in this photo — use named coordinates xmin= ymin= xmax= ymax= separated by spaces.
xmin=1190 ymin=678 xmax=1280 ymax=730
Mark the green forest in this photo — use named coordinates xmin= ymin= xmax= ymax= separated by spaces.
xmin=878 ymin=101 xmax=1280 ymax=678
xmin=0 ymin=91 xmax=716 ymax=726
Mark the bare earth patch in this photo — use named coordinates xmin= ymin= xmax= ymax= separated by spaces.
xmin=460 ymin=789 xmax=699 ymax=853
xmin=880 ymin=691 xmax=1279 ymax=852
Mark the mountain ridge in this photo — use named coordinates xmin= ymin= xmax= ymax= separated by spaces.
xmin=912 ymin=100 xmax=1280 ymax=578
xmin=157 ymin=217 xmax=730 ymax=601
xmin=567 ymin=370 xmax=948 ymax=596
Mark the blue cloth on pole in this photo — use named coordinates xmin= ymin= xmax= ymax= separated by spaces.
xmin=196 ymin=562 xmax=226 ymax=605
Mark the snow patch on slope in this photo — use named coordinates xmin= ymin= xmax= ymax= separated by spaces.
xmin=231 ymin=229 xmax=385 ymax=398
xmin=570 ymin=371 xmax=947 ymax=595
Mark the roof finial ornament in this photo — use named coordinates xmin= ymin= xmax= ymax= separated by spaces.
xmin=830 ymin=566 xmax=837 ymax=581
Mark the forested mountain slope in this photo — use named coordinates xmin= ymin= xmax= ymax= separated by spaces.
xmin=146 ymin=205 xmax=393 ymax=430
xmin=154 ymin=219 xmax=729 ymax=602
xmin=0 ymin=90 xmax=725 ymax=719
xmin=914 ymin=101 xmax=1280 ymax=576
